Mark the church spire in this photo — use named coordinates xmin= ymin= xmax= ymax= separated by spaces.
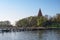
xmin=38 ymin=9 xmax=42 ymax=16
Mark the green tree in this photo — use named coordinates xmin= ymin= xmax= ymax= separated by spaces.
xmin=16 ymin=18 xmax=29 ymax=27
xmin=56 ymin=14 xmax=60 ymax=22
xmin=37 ymin=16 xmax=48 ymax=27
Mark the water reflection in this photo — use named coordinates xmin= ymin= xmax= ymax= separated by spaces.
xmin=0 ymin=30 xmax=60 ymax=40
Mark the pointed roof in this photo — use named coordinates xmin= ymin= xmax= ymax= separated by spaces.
xmin=38 ymin=9 xmax=42 ymax=16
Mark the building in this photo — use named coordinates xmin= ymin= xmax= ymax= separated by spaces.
xmin=38 ymin=9 xmax=42 ymax=16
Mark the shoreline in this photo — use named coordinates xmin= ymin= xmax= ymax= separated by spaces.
xmin=0 ymin=27 xmax=60 ymax=32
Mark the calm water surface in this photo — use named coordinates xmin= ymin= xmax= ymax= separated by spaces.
xmin=0 ymin=30 xmax=60 ymax=40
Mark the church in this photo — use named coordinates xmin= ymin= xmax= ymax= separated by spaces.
xmin=38 ymin=9 xmax=43 ymax=17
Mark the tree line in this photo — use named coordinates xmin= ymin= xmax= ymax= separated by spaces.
xmin=0 ymin=13 xmax=60 ymax=29
xmin=15 ymin=13 xmax=60 ymax=28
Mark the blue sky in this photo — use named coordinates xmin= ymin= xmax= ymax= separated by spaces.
xmin=0 ymin=0 xmax=60 ymax=25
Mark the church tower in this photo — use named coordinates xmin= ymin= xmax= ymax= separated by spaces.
xmin=38 ymin=9 xmax=42 ymax=16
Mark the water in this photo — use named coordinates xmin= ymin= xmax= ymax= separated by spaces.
xmin=0 ymin=30 xmax=60 ymax=40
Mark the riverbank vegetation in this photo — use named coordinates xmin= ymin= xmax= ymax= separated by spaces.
xmin=16 ymin=13 xmax=60 ymax=28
